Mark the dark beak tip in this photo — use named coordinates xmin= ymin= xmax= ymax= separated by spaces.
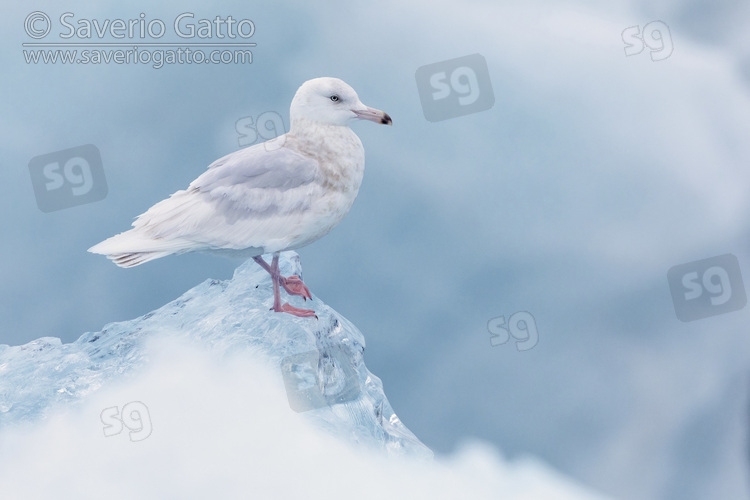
xmin=382 ymin=113 xmax=393 ymax=125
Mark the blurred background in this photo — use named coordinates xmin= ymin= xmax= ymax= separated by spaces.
xmin=2 ymin=0 xmax=750 ymax=498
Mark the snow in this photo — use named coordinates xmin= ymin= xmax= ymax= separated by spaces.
xmin=0 ymin=252 xmax=612 ymax=499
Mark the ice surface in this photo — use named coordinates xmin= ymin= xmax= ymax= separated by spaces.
xmin=0 ymin=252 xmax=431 ymax=457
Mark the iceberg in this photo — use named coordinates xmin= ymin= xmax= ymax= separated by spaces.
xmin=0 ymin=252 xmax=430 ymax=457
xmin=0 ymin=252 xmax=612 ymax=500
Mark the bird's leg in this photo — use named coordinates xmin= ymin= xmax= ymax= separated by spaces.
xmin=268 ymin=254 xmax=284 ymax=312
xmin=253 ymin=254 xmax=316 ymax=318
xmin=270 ymin=253 xmax=317 ymax=318
xmin=252 ymin=255 xmax=312 ymax=300
xmin=252 ymin=255 xmax=273 ymax=274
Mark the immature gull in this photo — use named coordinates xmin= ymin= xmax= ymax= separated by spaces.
xmin=89 ymin=77 xmax=392 ymax=318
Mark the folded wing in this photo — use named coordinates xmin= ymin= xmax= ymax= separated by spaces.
xmin=88 ymin=141 xmax=321 ymax=267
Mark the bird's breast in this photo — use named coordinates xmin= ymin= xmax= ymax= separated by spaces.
xmin=282 ymin=125 xmax=367 ymax=249
xmin=288 ymin=124 xmax=365 ymax=194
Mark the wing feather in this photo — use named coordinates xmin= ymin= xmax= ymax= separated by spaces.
xmin=90 ymin=141 xmax=322 ymax=258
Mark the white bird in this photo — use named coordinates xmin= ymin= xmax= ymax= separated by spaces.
xmin=89 ymin=77 xmax=392 ymax=318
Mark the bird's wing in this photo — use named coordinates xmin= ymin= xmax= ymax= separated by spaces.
xmin=125 ymin=141 xmax=323 ymax=251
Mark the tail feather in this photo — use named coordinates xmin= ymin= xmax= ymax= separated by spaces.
xmin=89 ymin=229 xmax=196 ymax=268
xmin=89 ymin=187 xmax=215 ymax=268
xmin=107 ymin=250 xmax=176 ymax=268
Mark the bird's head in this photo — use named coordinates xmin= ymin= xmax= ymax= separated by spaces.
xmin=290 ymin=77 xmax=392 ymax=129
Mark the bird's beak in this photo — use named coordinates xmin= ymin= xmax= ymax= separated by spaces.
xmin=352 ymin=106 xmax=392 ymax=125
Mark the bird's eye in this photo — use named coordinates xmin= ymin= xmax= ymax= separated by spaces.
xmin=329 ymin=95 xmax=339 ymax=102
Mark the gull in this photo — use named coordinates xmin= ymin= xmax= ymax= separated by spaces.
xmin=89 ymin=77 xmax=392 ymax=318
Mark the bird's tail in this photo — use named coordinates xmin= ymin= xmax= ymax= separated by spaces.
xmin=88 ymin=230 xmax=193 ymax=268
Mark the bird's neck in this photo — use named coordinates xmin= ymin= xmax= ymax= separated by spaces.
xmin=287 ymin=117 xmax=362 ymax=157
xmin=289 ymin=116 xmax=347 ymax=137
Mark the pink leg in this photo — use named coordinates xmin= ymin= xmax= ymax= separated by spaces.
xmin=253 ymin=254 xmax=316 ymax=318
xmin=280 ymin=275 xmax=312 ymax=301
xmin=252 ymin=255 xmax=312 ymax=300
